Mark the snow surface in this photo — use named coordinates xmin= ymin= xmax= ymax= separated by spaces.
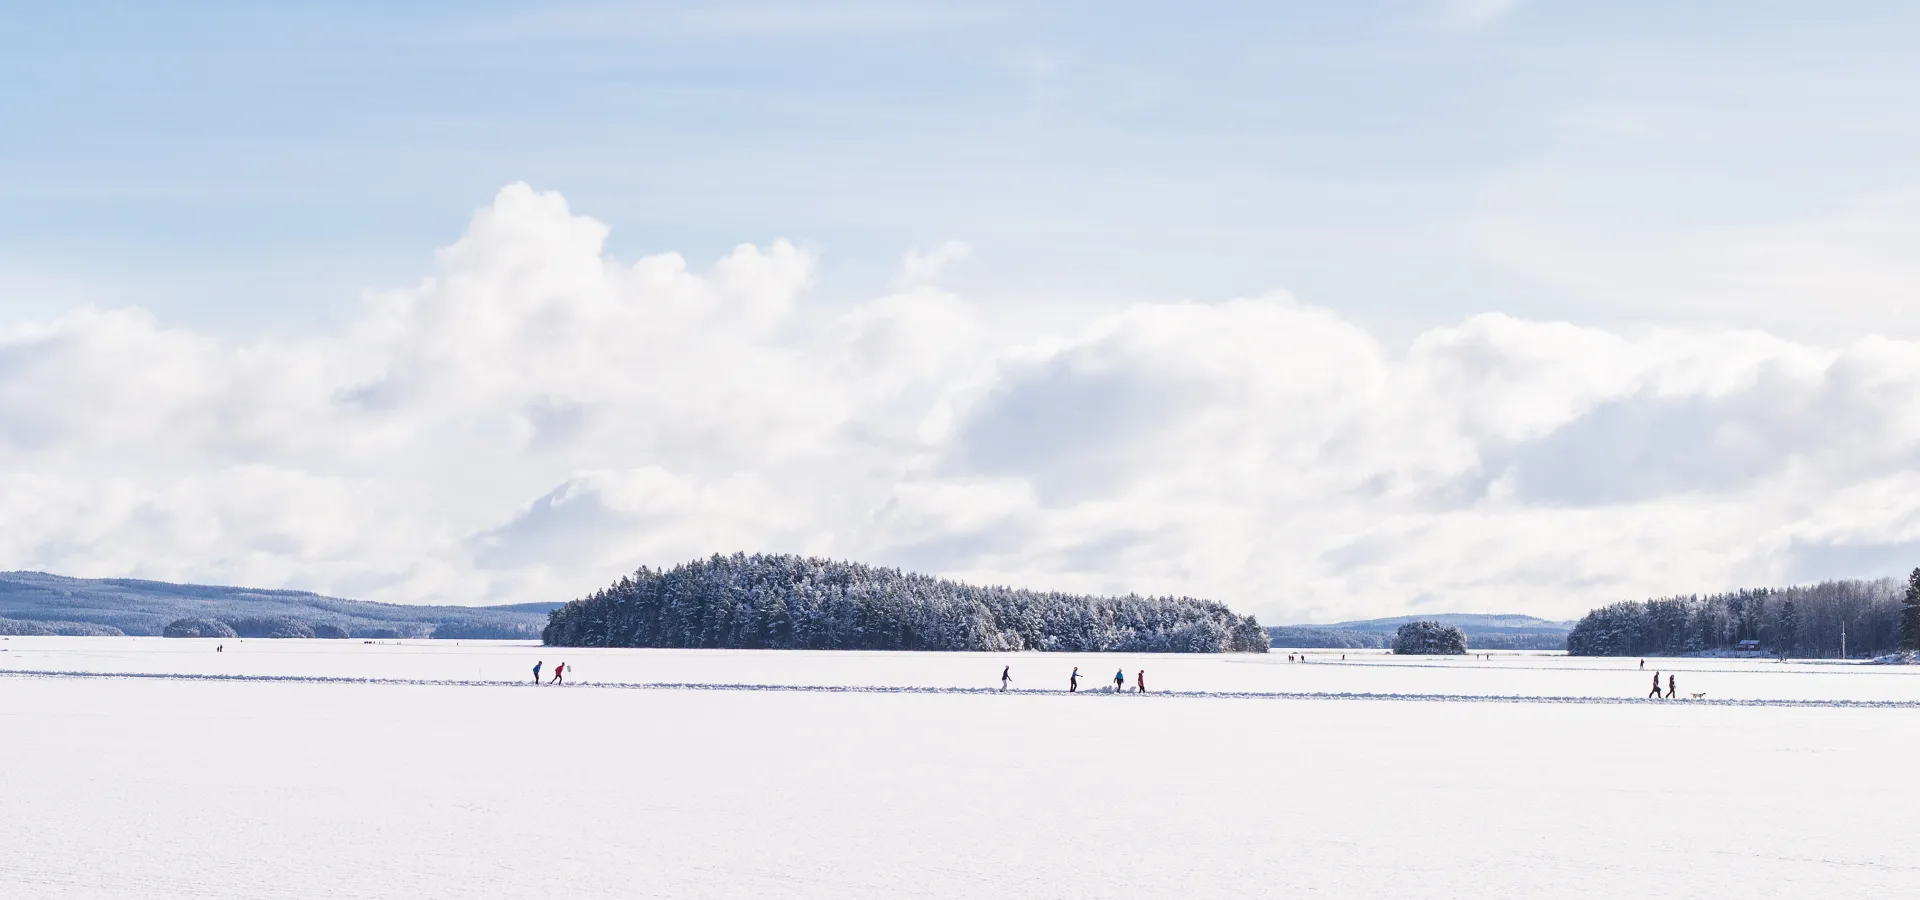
xmin=2 ymin=638 xmax=1916 ymax=898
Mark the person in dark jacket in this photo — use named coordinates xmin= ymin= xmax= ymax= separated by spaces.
xmin=1649 ymin=672 xmax=1663 ymax=699
xmin=1666 ymin=673 xmax=1676 ymax=699
xmin=1069 ymin=667 xmax=1081 ymax=692
xmin=1001 ymin=666 xmax=1012 ymax=692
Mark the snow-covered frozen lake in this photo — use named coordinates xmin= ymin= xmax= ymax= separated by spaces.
xmin=2 ymin=638 xmax=1915 ymax=898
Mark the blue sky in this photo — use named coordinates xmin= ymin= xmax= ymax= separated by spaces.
xmin=8 ymin=1 xmax=1914 ymax=337
xmin=4 ymin=1 xmax=1920 ymax=617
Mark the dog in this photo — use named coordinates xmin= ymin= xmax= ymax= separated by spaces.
xmin=1689 ymin=692 xmax=1706 ymax=700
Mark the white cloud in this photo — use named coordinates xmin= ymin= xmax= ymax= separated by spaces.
xmin=4 ymin=183 xmax=1920 ymax=623
xmin=896 ymin=240 xmax=973 ymax=287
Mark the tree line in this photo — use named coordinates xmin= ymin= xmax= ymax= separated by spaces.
xmin=543 ymin=553 xmax=1271 ymax=653
xmin=1267 ymin=626 xmax=1566 ymax=651
xmin=1568 ymin=570 xmax=1920 ymax=658
xmin=159 ymin=616 xmax=541 ymax=640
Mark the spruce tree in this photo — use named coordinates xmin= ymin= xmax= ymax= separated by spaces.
xmin=1901 ymin=567 xmax=1920 ymax=653
xmin=1777 ymin=599 xmax=1799 ymax=660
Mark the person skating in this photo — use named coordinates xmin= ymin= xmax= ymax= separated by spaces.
xmin=1666 ymin=673 xmax=1676 ymax=699
xmin=1001 ymin=666 xmax=1012 ymax=692
xmin=1649 ymin=671 xmax=1662 ymax=699
xmin=533 ymin=660 xmax=543 ymax=685
xmin=1069 ymin=667 xmax=1081 ymax=692
xmin=1113 ymin=669 xmax=1125 ymax=693
xmin=1136 ymin=670 xmax=1147 ymax=693
xmin=549 ymin=661 xmax=566 ymax=685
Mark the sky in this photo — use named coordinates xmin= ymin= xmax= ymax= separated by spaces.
xmin=3 ymin=1 xmax=1920 ymax=623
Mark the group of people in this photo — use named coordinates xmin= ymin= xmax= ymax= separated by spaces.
xmin=1000 ymin=665 xmax=1148 ymax=693
xmin=532 ymin=660 xmax=567 ymax=684
xmin=1647 ymin=670 xmax=1678 ymax=699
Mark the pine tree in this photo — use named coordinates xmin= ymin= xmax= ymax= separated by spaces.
xmin=1777 ymin=599 xmax=1799 ymax=660
xmin=1901 ymin=567 xmax=1920 ymax=653
xmin=541 ymin=553 xmax=1272 ymax=652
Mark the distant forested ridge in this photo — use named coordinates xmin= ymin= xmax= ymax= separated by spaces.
xmin=0 ymin=571 xmax=553 ymax=639
xmin=543 ymin=554 xmax=1270 ymax=652
xmin=1567 ymin=578 xmax=1904 ymax=658
xmin=1270 ymin=614 xmax=1571 ymax=650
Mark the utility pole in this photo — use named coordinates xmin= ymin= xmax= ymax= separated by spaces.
xmin=1841 ymin=622 xmax=1847 ymax=660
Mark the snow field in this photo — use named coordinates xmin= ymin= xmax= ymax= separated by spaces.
xmin=0 ymin=639 xmax=1916 ymax=899
xmin=5 ymin=636 xmax=1920 ymax=703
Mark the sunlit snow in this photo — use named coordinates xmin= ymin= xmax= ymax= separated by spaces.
xmin=2 ymin=638 xmax=1913 ymax=898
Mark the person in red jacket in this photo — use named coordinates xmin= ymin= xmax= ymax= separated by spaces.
xmin=549 ymin=661 xmax=566 ymax=685
xmin=1136 ymin=670 xmax=1147 ymax=693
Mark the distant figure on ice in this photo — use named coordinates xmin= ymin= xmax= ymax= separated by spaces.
xmin=1649 ymin=672 xmax=1662 ymax=699
xmin=1136 ymin=670 xmax=1147 ymax=693
xmin=1069 ymin=667 xmax=1081 ymax=693
xmin=216 ymin=645 xmax=223 ymax=653
xmin=1113 ymin=669 xmax=1126 ymax=693
xmin=1639 ymin=659 xmax=1645 ymax=670
xmin=1666 ymin=673 xmax=1676 ymax=699
xmin=550 ymin=662 xmax=566 ymax=685
xmin=1001 ymin=666 xmax=1012 ymax=692
xmin=533 ymin=660 xmax=543 ymax=684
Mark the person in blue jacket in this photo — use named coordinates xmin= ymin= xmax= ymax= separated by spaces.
xmin=533 ymin=660 xmax=543 ymax=685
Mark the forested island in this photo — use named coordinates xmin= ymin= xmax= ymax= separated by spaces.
xmin=542 ymin=553 xmax=1270 ymax=652
xmin=1567 ymin=572 xmax=1920 ymax=658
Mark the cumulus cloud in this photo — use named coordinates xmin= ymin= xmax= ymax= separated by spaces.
xmin=4 ymin=182 xmax=1919 ymax=623
xmin=896 ymin=240 xmax=973 ymax=287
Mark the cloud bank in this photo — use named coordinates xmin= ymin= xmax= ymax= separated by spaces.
xmin=4 ymin=183 xmax=1918 ymax=622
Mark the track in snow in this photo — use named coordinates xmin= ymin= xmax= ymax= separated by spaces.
xmin=3 ymin=667 xmax=1915 ymax=709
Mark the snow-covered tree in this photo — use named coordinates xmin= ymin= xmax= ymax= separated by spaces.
xmin=1901 ymin=568 xmax=1920 ymax=653
xmin=162 ymin=618 xmax=239 ymax=638
xmin=1390 ymin=620 xmax=1467 ymax=655
xmin=1777 ymin=599 xmax=1800 ymax=659
xmin=543 ymin=553 xmax=1270 ymax=653
xmin=1566 ymin=578 xmax=1907 ymax=659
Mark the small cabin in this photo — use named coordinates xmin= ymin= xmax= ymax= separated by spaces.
xmin=1735 ymin=639 xmax=1761 ymax=652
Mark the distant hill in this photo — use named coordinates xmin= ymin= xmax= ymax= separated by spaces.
xmin=481 ymin=601 xmax=567 ymax=614
xmin=1270 ymin=613 xmax=1572 ymax=650
xmin=0 ymin=571 xmax=549 ymax=639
